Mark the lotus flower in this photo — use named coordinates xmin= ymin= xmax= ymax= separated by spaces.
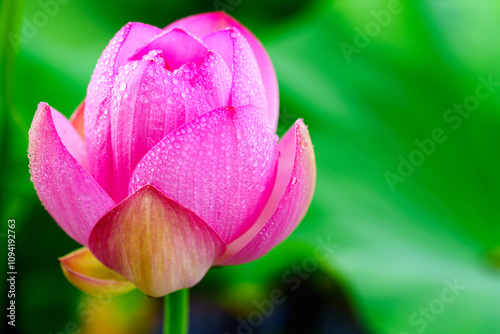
xmin=28 ymin=12 xmax=316 ymax=298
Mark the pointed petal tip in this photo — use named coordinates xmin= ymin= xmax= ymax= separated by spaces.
xmin=217 ymin=118 xmax=316 ymax=265
xmin=294 ymin=118 xmax=316 ymax=171
xmin=29 ymin=102 xmax=115 ymax=246
xmin=37 ymin=101 xmax=49 ymax=109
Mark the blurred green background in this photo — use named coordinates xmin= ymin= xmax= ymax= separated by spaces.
xmin=1 ymin=0 xmax=500 ymax=333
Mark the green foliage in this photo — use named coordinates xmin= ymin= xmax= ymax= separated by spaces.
xmin=2 ymin=0 xmax=499 ymax=333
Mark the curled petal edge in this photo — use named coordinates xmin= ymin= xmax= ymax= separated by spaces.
xmin=28 ymin=103 xmax=115 ymax=246
xmin=217 ymin=119 xmax=316 ymax=265
xmin=59 ymin=247 xmax=135 ymax=297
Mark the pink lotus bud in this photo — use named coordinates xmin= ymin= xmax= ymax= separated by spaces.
xmin=28 ymin=12 xmax=316 ymax=298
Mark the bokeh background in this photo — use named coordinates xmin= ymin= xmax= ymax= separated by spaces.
xmin=1 ymin=0 xmax=500 ymax=333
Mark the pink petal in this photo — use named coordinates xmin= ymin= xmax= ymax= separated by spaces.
xmin=165 ymin=12 xmax=279 ymax=130
xmin=88 ymin=185 xmax=226 ymax=298
xmin=174 ymin=50 xmax=231 ymax=119
xmin=69 ymin=100 xmax=85 ymax=140
xmin=204 ymin=29 xmax=268 ymax=120
xmin=217 ymin=119 xmax=316 ymax=265
xmin=85 ymin=22 xmax=161 ymax=199
xmin=201 ymin=29 xmax=233 ymax=73
xmin=50 ymin=104 xmax=88 ymax=169
xmin=28 ymin=103 xmax=116 ymax=246
xmin=59 ymin=247 xmax=135 ymax=297
xmin=129 ymin=105 xmax=279 ymax=244
xmin=130 ymin=28 xmax=207 ymax=71
xmin=109 ymin=51 xmax=183 ymax=202
xmin=194 ymin=50 xmax=231 ymax=108
xmin=164 ymin=12 xmax=238 ymax=36
xmin=108 ymin=49 xmax=232 ymax=202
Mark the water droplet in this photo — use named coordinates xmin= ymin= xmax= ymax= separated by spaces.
xmin=291 ymin=177 xmax=297 ymax=185
xmin=119 ymin=82 xmax=127 ymax=91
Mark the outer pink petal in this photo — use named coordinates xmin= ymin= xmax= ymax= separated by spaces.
xmin=204 ymin=29 xmax=268 ymax=121
xmin=84 ymin=22 xmax=161 ymax=199
xmin=88 ymin=185 xmax=226 ymax=298
xmin=129 ymin=105 xmax=278 ymax=244
xmin=28 ymin=103 xmax=116 ymax=246
xmin=130 ymin=28 xmax=207 ymax=71
xmin=217 ymin=119 xmax=316 ymax=265
xmin=165 ymin=12 xmax=279 ymax=130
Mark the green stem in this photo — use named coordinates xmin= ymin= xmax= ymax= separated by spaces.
xmin=163 ymin=289 xmax=189 ymax=334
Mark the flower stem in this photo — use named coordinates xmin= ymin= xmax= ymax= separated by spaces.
xmin=163 ymin=289 xmax=189 ymax=334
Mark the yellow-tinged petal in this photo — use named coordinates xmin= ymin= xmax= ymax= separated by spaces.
xmin=59 ymin=247 xmax=135 ymax=297
xmin=89 ymin=185 xmax=226 ymax=298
